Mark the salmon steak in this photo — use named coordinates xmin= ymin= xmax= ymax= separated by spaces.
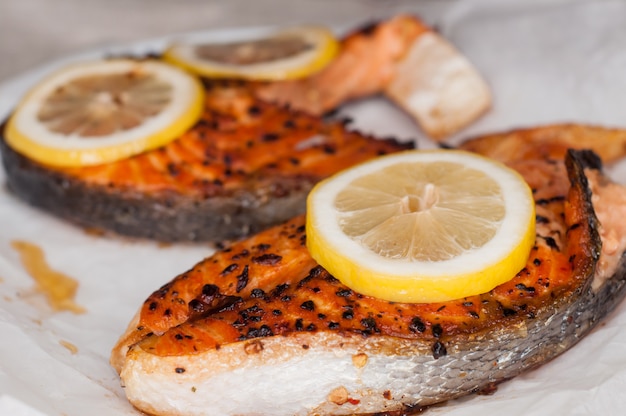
xmin=0 ymin=79 xmax=410 ymax=242
xmin=0 ymin=15 xmax=490 ymax=243
xmin=112 ymin=124 xmax=626 ymax=415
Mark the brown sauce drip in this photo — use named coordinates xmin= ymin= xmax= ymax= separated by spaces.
xmin=11 ymin=240 xmax=86 ymax=314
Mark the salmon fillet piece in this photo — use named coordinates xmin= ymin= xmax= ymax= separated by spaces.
xmin=112 ymin=125 xmax=626 ymax=415
xmin=0 ymin=79 xmax=412 ymax=242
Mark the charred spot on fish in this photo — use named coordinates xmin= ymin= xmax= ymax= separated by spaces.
xmin=516 ymin=283 xmax=536 ymax=293
xmin=255 ymin=243 xmax=271 ymax=252
xmin=271 ymin=283 xmax=290 ymax=297
xmin=262 ymin=133 xmax=279 ymax=142
xmin=272 ymin=309 xmax=282 ymax=316
xmin=156 ymin=284 xmax=170 ymax=299
xmin=239 ymin=305 xmax=265 ymax=325
xmin=469 ymin=311 xmax=480 ymax=319
xmin=175 ymin=367 xmax=186 ymax=374
xmin=542 ymin=236 xmax=559 ymax=250
xmin=503 ymin=308 xmax=517 ymax=317
xmin=174 ymin=333 xmax=184 ymax=341
xmin=533 ymin=258 xmax=542 ymax=266
xmin=342 ymin=310 xmax=355 ymax=320
xmin=284 ymin=119 xmax=296 ymax=129
xmin=247 ymin=105 xmax=261 ymax=116
xmin=356 ymin=20 xmax=379 ymax=36
xmin=436 ymin=305 xmax=446 ymax=312
xmin=252 ymin=253 xmax=282 ymax=265
xmin=567 ymin=223 xmax=581 ymax=235
xmin=148 ymin=301 xmax=158 ymax=311
xmin=336 ymin=289 xmax=353 ymax=297
xmin=318 ymin=313 xmax=327 ymax=319
xmin=323 ymin=144 xmax=336 ymax=154
xmin=298 ymin=266 xmax=324 ymax=288
xmin=306 ymin=323 xmax=317 ymax=331
xmin=235 ymin=265 xmax=250 ymax=293
xmin=189 ymin=299 xmax=204 ymax=313
xmin=432 ymin=341 xmax=447 ymax=359
xmin=325 ymin=275 xmax=340 ymax=284
xmin=432 ymin=323 xmax=443 ymax=338
xmin=300 ymin=300 xmax=315 ymax=311
xmin=246 ymin=325 xmax=274 ymax=339
xmin=220 ymin=263 xmax=238 ymax=276
xmin=361 ymin=317 xmax=380 ymax=333
xmin=166 ymin=163 xmax=179 ymax=177
xmin=281 ymin=295 xmax=292 ymax=302
xmin=164 ymin=309 xmax=172 ymax=317
xmin=536 ymin=215 xmax=549 ymax=224
xmin=250 ymin=288 xmax=266 ymax=298
xmin=328 ymin=322 xmax=339 ymax=329
xmin=202 ymin=284 xmax=219 ymax=298
xmin=295 ymin=318 xmax=304 ymax=331
xmin=409 ymin=317 xmax=426 ymax=334
xmin=189 ymin=289 xmax=242 ymax=318
xmin=231 ymin=249 xmax=249 ymax=260
xmin=536 ymin=195 xmax=566 ymax=205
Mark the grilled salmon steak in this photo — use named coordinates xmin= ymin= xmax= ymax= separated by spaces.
xmin=0 ymin=79 xmax=411 ymax=242
xmin=112 ymin=125 xmax=626 ymax=415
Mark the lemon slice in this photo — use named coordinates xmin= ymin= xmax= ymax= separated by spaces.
xmin=163 ymin=25 xmax=339 ymax=81
xmin=5 ymin=59 xmax=204 ymax=167
xmin=306 ymin=149 xmax=536 ymax=303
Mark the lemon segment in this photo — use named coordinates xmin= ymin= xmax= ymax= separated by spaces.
xmin=5 ymin=59 xmax=204 ymax=167
xmin=306 ymin=150 xmax=536 ymax=303
xmin=163 ymin=25 xmax=339 ymax=81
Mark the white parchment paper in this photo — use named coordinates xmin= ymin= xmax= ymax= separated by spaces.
xmin=1 ymin=1 xmax=626 ymax=415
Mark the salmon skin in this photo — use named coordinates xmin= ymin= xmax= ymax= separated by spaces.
xmin=112 ymin=124 xmax=626 ymax=415
xmin=0 ymin=79 xmax=411 ymax=242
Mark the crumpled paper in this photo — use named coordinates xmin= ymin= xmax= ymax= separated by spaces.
xmin=1 ymin=1 xmax=626 ymax=415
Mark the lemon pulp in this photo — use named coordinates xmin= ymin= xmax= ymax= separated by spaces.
xmin=306 ymin=149 xmax=536 ymax=303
